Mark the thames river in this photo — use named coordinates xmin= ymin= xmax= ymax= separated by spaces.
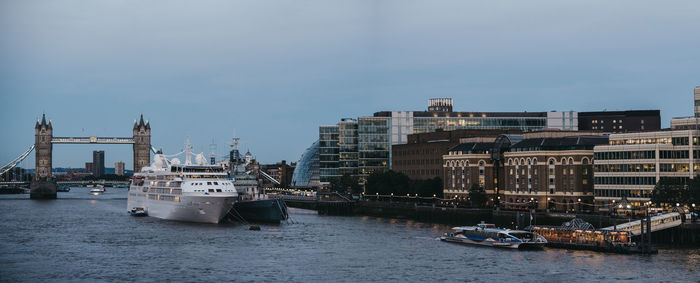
xmin=1 ymin=188 xmax=698 ymax=282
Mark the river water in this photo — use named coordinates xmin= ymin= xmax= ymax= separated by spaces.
xmin=1 ymin=188 xmax=698 ymax=282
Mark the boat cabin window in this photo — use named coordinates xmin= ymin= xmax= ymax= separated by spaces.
xmin=214 ymin=182 xmax=219 ymax=185
xmin=207 ymin=182 xmax=212 ymax=185
xmin=498 ymin=233 xmax=507 ymax=239
xmin=216 ymin=189 xmax=222 ymax=192
xmin=208 ymin=189 xmax=214 ymax=193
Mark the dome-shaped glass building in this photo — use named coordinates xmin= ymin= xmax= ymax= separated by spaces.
xmin=291 ymin=140 xmax=320 ymax=188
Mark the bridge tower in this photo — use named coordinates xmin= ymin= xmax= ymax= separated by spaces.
xmin=133 ymin=114 xmax=151 ymax=173
xmin=34 ymin=113 xmax=53 ymax=180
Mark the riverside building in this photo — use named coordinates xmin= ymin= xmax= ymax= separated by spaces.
xmin=441 ymin=136 xmax=508 ymax=202
xmin=502 ymin=131 xmax=607 ymax=212
xmin=319 ymin=125 xmax=340 ymax=184
xmin=320 ymin=98 xmax=580 ymax=184
xmin=593 ymin=88 xmax=700 ymax=212
xmin=393 ymin=129 xmax=521 ymax=180
xmin=593 ymin=129 xmax=699 ymax=211
xmin=319 ymin=98 xmax=659 ymax=186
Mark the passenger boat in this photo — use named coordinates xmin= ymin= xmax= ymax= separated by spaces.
xmin=129 ymin=207 xmax=148 ymax=217
xmin=90 ymin=185 xmax=105 ymax=194
xmin=441 ymin=223 xmax=547 ymax=249
xmin=127 ymin=149 xmax=238 ymax=224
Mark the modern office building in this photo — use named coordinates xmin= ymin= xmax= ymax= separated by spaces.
xmin=338 ymin=119 xmax=359 ymax=177
xmin=593 ymin=129 xmax=699 ymax=211
xmin=114 ymin=161 xmax=125 ymax=176
xmin=92 ymin=151 xmax=105 ymax=177
xmin=357 ymin=116 xmax=391 ymax=179
xmin=593 ymin=90 xmax=700 ymax=211
xmin=291 ymin=140 xmax=321 ymax=188
xmin=502 ymin=132 xmax=607 ymax=212
xmin=393 ymin=129 xmax=521 ymax=180
xmin=319 ymin=124 xmax=340 ymax=184
xmin=578 ymin=110 xmax=661 ymax=133
xmin=85 ymin=162 xmax=93 ymax=173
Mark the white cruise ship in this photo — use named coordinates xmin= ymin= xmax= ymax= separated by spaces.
xmin=127 ymin=153 xmax=238 ymax=224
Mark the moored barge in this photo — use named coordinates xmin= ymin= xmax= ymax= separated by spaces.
xmin=527 ymin=219 xmax=656 ymax=254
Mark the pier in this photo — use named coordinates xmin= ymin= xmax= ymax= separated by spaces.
xmin=284 ymin=198 xmax=699 ymax=247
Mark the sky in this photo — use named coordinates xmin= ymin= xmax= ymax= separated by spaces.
xmin=1 ymin=0 xmax=699 ymax=170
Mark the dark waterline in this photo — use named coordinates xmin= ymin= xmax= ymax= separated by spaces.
xmin=1 ymin=188 xmax=698 ymax=282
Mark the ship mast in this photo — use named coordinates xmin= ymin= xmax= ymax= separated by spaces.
xmin=185 ymin=137 xmax=193 ymax=165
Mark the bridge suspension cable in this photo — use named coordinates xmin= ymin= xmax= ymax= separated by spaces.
xmin=1 ymin=145 xmax=35 ymax=176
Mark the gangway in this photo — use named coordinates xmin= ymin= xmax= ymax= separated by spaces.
xmin=1 ymin=145 xmax=35 ymax=176
xmin=601 ymin=212 xmax=683 ymax=236
xmin=259 ymin=171 xmax=281 ymax=185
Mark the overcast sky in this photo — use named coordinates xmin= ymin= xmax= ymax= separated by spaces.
xmin=1 ymin=0 xmax=699 ymax=170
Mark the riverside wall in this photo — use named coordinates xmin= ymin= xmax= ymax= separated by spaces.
xmin=285 ymin=199 xmax=699 ymax=246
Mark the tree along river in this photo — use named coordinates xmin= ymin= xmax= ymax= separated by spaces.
xmin=0 ymin=188 xmax=698 ymax=282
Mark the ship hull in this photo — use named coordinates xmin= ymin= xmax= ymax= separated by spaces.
xmin=231 ymin=198 xmax=288 ymax=223
xmin=128 ymin=193 xmax=236 ymax=224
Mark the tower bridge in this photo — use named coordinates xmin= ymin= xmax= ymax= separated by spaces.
xmin=0 ymin=113 xmax=152 ymax=199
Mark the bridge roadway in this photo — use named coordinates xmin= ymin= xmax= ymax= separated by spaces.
xmin=51 ymin=137 xmax=135 ymax=144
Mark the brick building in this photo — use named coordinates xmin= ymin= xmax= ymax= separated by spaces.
xmin=502 ymin=132 xmax=608 ymax=212
xmin=393 ymin=129 xmax=521 ymax=181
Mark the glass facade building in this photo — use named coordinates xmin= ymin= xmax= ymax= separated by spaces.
xmin=338 ymin=119 xmax=359 ymax=177
xmin=319 ymin=125 xmax=340 ymax=184
xmin=358 ymin=117 xmax=391 ymax=180
xmin=291 ymin=140 xmax=320 ymax=188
